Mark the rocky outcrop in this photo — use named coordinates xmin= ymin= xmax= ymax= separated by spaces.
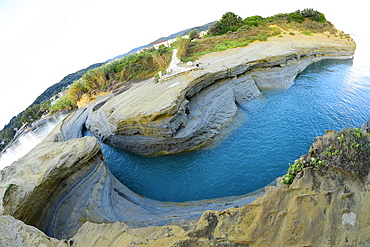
xmin=0 ymin=215 xmax=67 ymax=247
xmin=0 ymin=30 xmax=363 ymax=247
xmin=49 ymin=126 xmax=370 ymax=246
xmin=86 ymin=33 xmax=356 ymax=156
xmin=1 ymin=123 xmax=364 ymax=247
xmin=0 ymin=111 xmax=261 ymax=241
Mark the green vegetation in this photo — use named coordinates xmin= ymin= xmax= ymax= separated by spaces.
xmin=301 ymin=30 xmax=314 ymax=36
xmin=180 ymin=8 xmax=334 ymax=61
xmin=0 ymin=8 xmax=339 ymax=152
xmin=174 ymin=37 xmax=191 ymax=60
xmin=209 ymin=12 xmax=244 ymax=36
xmin=209 ymin=8 xmax=327 ymax=37
xmin=281 ymin=128 xmax=370 ymax=184
xmin=50 ymin=46 xmax=172 ymax=113
xmin=188 ymin=29 xmax=200 ymax=40
xmin=281 ymin=157 xmax=325 ymax=184
xmin=0 ymin=63 xmax=102 ymax=151
xmin=31 ymin=63 xmax=103 ymax=106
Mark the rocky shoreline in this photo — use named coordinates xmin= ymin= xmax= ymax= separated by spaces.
xmin=86 ymin=33 xmax=355 ymax=156
xmin=1 ymin=32 xmax=367 ymax=246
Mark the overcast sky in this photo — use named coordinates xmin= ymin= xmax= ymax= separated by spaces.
xmin=0 ymin=0 xmax=366 ymax=128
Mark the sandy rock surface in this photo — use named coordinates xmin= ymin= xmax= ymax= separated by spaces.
xmin=0 ymin=31 xmax=364 ymax=247
xmin=86 ymin=33 xmax=355 ymax=156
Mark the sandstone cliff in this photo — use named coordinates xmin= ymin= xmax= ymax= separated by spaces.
xmin=1 ymin=123 xmax=369 ymax=246
xmin=0 ymin=109 xmax=261 ymax=242
xmin=86 ymin=33 xmax=356 ymax=156
xmin=0 ymin=30 xmax=365 ymax=247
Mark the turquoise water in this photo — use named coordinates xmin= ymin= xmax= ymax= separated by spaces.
xmin=86 ymin=36 xmax=370 ymax=202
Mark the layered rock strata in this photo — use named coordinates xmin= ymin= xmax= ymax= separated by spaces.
xmin=86 ymin=33 xmax=356 ymax=156
xmin=0 ymin=32 xmax=362 ymax=246
xmin=2 ymin=124 xmax=369 ymax=246
xmin=0 ymin=111 xmax=260 ymax=241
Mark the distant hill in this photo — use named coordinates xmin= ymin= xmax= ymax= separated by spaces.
xmin=0 ymin=21 xmax=216 ymax=148
xmin=31 ymin=62 xmax=104 ymax=106
xmin=150 ymin=21 xmax=215 ymax=44
xmin=31 ymin=22 xmax=217 ymax=107
xmin=106 ymin=21 xmax=215 ymax=62
xmin=0 ymin=62 xmax=103 ymax=137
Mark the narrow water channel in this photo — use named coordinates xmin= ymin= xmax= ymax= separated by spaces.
xmin=85 ymin=51 xmax=370 ymax=202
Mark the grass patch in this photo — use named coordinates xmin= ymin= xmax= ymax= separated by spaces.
xmin=301 ymin=30 xmax=314 ymax=36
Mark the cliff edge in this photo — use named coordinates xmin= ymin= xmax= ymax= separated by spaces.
xmin=0 ymin=29 xmax=365 ymax=247
xmin=1 ymin=122 xmax=369 ymax=246
xmin=86 ymin=32 xmax=355 ymax=156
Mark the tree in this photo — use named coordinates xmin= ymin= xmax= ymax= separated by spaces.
xmin=209 ymin=12 xmax=244 ymax=36
xmin=21 ymin=105 xmax=41 ymax=126
xmin=296 ymin=9 xmax=326 ymax=23
xmin=40 ymin=100 xmax=51 ymax=113
xmin=11 ymin=116 xmax=23 ymax=130
xmin=188 ymin=29 xmax=200 ymax=40
xmin=0 ymin=128 xmax=15 ymax=143
xmin=220 ymin=12 xmax=243 ymax=30
xmin=209 ymin=21 xmax=228 ymax=36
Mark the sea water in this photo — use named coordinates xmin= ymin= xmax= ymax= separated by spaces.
xmin=85 ymin=35 xmax=370 ymax=202
xmin=0 ymin=112 xmax=68 ymax=170
xmin=3 ymin=35 xmax=369 ymax=202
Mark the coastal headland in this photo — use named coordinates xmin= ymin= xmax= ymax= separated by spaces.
xmin=1 ymin=25 xmax=369 ymax=247
xmin=86 ymin=32 xmax=355 ymax=156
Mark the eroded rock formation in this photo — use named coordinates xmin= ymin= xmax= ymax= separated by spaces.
xmin=3 ymin=124 xmax=368 ymax=246
xmin=86 ymin=33 xmax=356 ymax=156
xmin=56 ymin=127 xmax=370 ymax=246
xmin=1 ymin=31 xmax=366 ymax=247
xmin=0 ymin=110 xmax=260 ymax=242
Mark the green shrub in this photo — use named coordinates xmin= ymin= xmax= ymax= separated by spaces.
xmin=301 ymin=30 xmax=314 ymax=36
xmin=50 ymin=96 xmax=73 ymax=113
xmin=244 ymin=15 xmax=265 ymax=27
xmin=297 ymin=8 xmax=326 ymax=23
xmin=213 ymin=43 xmax=229 ymax=52
xmin=281 ymin=128 xmax=370 ymax=185
xmin=288 ymin=12 xmax=305 ymax=23
xmin=188 ymin=29 xmax=200 ymax=40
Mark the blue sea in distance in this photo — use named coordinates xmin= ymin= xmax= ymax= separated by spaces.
xmin=86 ymin=34 xmax=370 ymax=202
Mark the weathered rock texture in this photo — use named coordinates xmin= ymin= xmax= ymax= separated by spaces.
xmin=0 ymin=215 xmax=67 ymax=247
xmin=66 ymin=127 xmax=370 ymax=246
xmin=0 ymin=31 xmax=364 ymax=247
xmin=0 ymin=110 xmax=260 ymax=241
xmin=86 ymin=33 xmax=356 ymax=156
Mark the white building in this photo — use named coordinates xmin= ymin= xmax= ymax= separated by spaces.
xmin=199 ymin=30 xmax=208 ymax=37
xmin=154 ymin=39 xmax=176 ymax=49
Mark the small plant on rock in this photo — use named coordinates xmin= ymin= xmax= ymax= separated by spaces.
xmin=281 ymin=128 xmax=370 ymax=185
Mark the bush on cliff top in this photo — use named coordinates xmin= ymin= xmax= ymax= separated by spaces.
xmin=51 ymin=8 xmax=335 ymax=113
xmin=182 ymin=8 xmax=334 ymax=62
xmin=281 ymin=128 xmax=370 ymax=184
xmin=208 ymin=8 xmax=327 ymax=36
